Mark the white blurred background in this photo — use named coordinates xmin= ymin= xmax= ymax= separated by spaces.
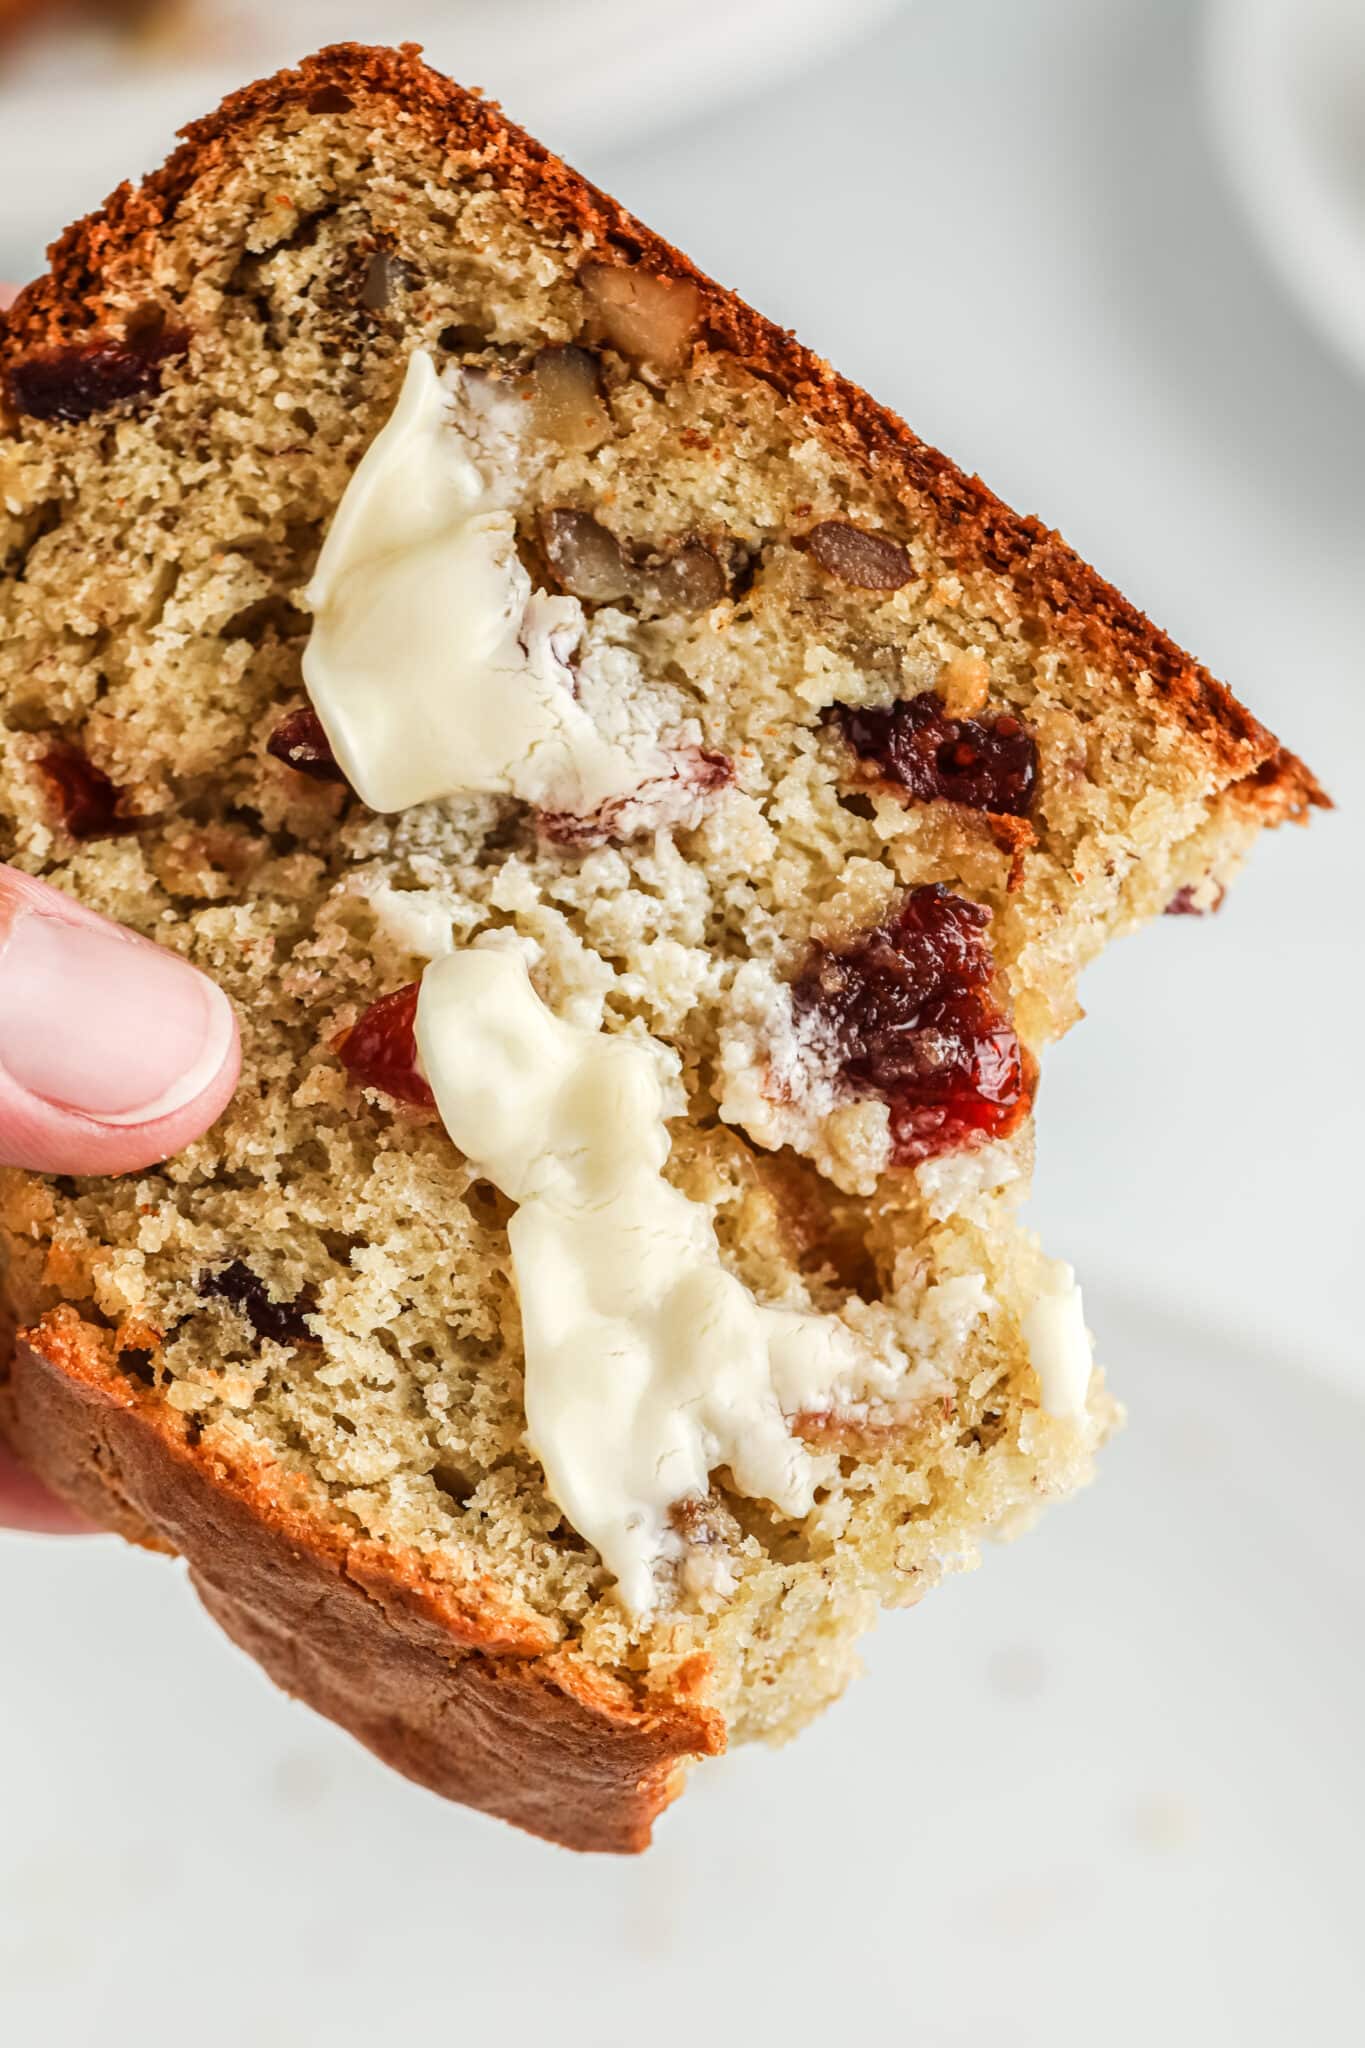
xmin=2 ymin=3 xmax=1362 ymax=2042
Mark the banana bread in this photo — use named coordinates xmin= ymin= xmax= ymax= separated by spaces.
xmin=0 ymin=42 xmax=1324 ymax=1850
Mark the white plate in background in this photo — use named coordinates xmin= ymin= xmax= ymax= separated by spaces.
xmin=0 ymin=0 xmax=909 ymax=272
xmin=1206 ymin=0 xmax=1365 ymax=380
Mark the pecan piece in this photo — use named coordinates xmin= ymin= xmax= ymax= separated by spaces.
xmin=805 ymin=520 xmax=913 ymax=591
xmin=635 ymin=541 xmax=728 ymax=613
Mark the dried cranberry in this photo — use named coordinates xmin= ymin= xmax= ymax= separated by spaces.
xmin=266 ymin=706 xmax=347 ymax=782
xmin=38 ymin=743 xmax=136 ymax=840
xmin=198 ymin=1261 xmax=319 ymax=1347
xmin=835 ymin=694 xmax=1038 ymax=818
xmin=1165 ymin=882 xmax=1225 ymax=917
xmin=790 ymin=884 xmax=1030 ymax=1165
xmin=7 ymin=327 xmax=190 ymax=423
xmin=336 ymin=983 xmax=435 ymax=1108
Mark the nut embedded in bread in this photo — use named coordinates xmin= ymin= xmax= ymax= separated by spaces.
xmin=0 ymin=42 xmax=1325 ymax=1851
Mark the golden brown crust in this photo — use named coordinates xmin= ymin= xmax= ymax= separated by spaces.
xmin=0 ymin=1307 xmax=723 ymax=1852
xmin=0 ymin=38 xmax=1317 ymax=799
xmin=1224 ymin=746 xmax=1330 ymax=826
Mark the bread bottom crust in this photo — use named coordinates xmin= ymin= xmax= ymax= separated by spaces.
xmin=0 ymin=1308 xmax=723 ymax=1852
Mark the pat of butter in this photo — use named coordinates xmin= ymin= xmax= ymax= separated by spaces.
xmin=1022 ymin=1259 xmax=1092 ymax=1418
xmin=303 ymin=350 xmax=664 ymax=816
xmin=416 ymin=946 xmax=867 ymax=1616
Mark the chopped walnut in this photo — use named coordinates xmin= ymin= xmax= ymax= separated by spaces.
xmin=539 ymin=509 xmax=633 ymax=603
xmin=805 ymin=520 xmax=913 ymax=591
xmin=529 ymin=345 xmax=611 ymax=451
xmin=580 ymin=262 xmax=703 ymax=376
xmin=539 ymin=508 xmax=730 ymax=616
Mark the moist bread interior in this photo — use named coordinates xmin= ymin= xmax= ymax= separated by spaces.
xmin=0 ymin=53 xmax=1314 ymax=1745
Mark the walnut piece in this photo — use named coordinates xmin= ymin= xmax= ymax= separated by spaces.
xmin=635 ymin=542 xmax=727 ymax=613
xmin=806 ymin=520 xmax=913 ymax=591
xmin=539 ymin=509 xmax=633 ymax=603
xmin=539 ymin=508 xmax=729 ymax=616
xmin=580 ymin=263 xmax=703 ymax=376
xmin=530 ymin=346 xmax=611 ymax=452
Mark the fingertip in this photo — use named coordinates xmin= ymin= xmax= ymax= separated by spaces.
xmin=0 ymin=868 xmax=240 ymax=1176
xmin=0 ymin=1438 xmax=94 ymax=1534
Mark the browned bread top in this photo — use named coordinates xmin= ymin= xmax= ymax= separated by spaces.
xmin=1 ymin=40 xmax=1326 ymax=815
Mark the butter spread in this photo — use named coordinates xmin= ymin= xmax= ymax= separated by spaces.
xmin=1021 ymin=1258 xmax=1092 ymax=1418
xmin=303 ymin=350 xmax=670 ymax=816
xmin=415 ymin=945 xmax=871 ymax=1616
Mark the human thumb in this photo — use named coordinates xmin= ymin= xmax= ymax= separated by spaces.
xmin=0 ymin=867 xmax=239 ymax=1176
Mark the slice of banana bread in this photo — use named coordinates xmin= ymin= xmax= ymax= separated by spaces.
xmin=0 ymin=42 xmax=1324 ymax=1851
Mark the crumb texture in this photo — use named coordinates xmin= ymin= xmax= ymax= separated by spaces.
xmin=0 ymin=44 xmax=1313 ymax=1845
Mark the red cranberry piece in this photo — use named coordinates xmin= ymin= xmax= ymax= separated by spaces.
xmin=38 ymin=743 xmax=136 ymax=840
xmin=198 ymin=1261 xmax=320 ymax=1347
xmin=1165 ymin=882 xmax=1226 ymax=916
xmin=336 ymin=984 xmax=435 ymax=1108
xmin=6 ymin=327 xmax=190 ymax=423
xmin=266 ymin=706 xmax=347 ymax=782
xmin=790 ymin=884 xmax=1031 ymax=1165
xmin=835 ymin=694 xmax=1038 ymax=818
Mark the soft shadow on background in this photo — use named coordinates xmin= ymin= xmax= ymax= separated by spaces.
xmin=3 ymin=3 xmax=1361 ymax=2043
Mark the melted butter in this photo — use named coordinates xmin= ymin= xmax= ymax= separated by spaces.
xmin=415 ymin=945 xmax=869 ymax=1616
xmin=302 ymin=350 xmax=667 ymax=815
xmin=304 ymin=353 xmax=1094 ymax=1612
xmin=1021 ymin=1259 xmax=1092 ymax=1418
